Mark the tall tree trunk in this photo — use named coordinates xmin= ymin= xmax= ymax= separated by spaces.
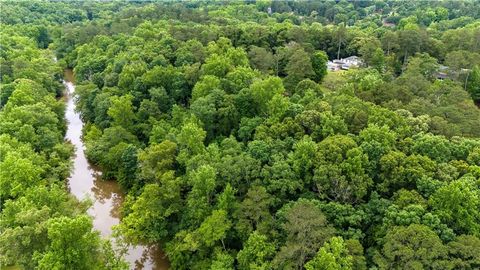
xmin=337 ymin=40 xmax=341 ymax=60
xmin=465 ymin=70 xmax=471 ymax=91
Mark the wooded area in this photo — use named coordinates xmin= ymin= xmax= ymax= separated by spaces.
xmin=1 ymin=1 xmax=480 ymax=269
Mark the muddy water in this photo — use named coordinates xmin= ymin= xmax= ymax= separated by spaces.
xmin=64 ymin=69 xmax=169 ymax=270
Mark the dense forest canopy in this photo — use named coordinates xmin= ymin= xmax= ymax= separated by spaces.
xmin=1 ymin=0 xmax=480 ymax=269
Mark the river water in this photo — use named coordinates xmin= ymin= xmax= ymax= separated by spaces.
xmin=63 ymin=69 xmax=169 ymax=270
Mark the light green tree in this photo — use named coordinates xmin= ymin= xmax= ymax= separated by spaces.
xmin=237 ymin=231 xmax=275 ymax=270
xmin=305 ymin=236 xmax=353 ymax=270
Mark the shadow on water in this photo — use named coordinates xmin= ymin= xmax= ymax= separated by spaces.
xmin=63 ymin=69 xmax=169 ymax=270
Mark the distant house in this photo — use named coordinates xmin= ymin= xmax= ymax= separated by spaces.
xmin=382 ymin=19 xmax=396 ymax=27
xmin=327 ymin=60 xmax=343 ymax=71
xmin=327 ymin=56 xmax=363 ymax=71
xmin=436 ymin=65 xmax=449 ymax=80
xmin=342 ymin=56 xmax=363 ymax=69
xmin=436 ymin=72 xmax=448 ymax=80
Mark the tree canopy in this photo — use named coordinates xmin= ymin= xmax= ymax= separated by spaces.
xmin=1 ymin=0 xmax=480 ymax=269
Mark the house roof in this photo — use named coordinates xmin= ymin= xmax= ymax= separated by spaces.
xmin=343 ymin=56 xmax=361 ymax=61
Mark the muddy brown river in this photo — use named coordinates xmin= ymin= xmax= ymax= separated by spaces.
xmin=64 ymin=69 xmax=169 ymax=270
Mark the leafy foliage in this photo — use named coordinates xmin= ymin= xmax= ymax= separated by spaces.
xmin=2 ymin=0 xmax=480 ymax=269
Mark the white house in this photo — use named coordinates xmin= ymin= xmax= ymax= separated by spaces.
xmin=327 ymin=56 xmax=363 ymax=71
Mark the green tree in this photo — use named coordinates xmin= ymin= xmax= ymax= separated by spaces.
xmin=0 ymin=185 xmax=79 ymax=269
xmin=137 ymin=140 xmax=177 ymax=182
xmin=345 ymin=239 xmax=367 ymax=270
xmin=274 ymin=200 xmax=335 ymax=269
xmin=36 ymin=215 xmax=101 ymax=270
xmin=122 ymin=174 xmax=182 ymax=242
xmin=202 ymin=54 xmax=233 ymax=78
xmin=313 ymin=135 xmax=372 ymax=203
xmin=196 ymin=209 xmax=231 ymax=248
xmin=224 ymin=67 xmax=257 ymax=94
xmin=404 ymin=53 xmax=439 ymax=81
xmin=184 ymin=165 xmax=217 ymax=226
xmin=116 ymin=144 xmax=138 ymax=189
xmin=334 ymin=23 xmax=347 ymax=60
xmin=235 ymin=186 xmax=274 ymax=240
xmin=191 ymin=75 xmax=221 ymax=102
xmin=373 ymin=224 xmax=450 ymax=270
xmin=467 ymin=65 xmax=480 ymax=102
xmin=305 ymin=236 xmax=353 ymax=270
xmin=358 ymin=37 xmax=384 ymax=72
xmin=381 ymin=31 xmax=399 ymax=56
xmin=249 ymin=76 xmax=285 ymax=114
xmin=289 ymin=136 xmax=317 ymax=185
xmin=107 ymin=94 xmax=136 ymax=131
xmin=448 ymin=235 xmax=480 ymax=269
xmin=210 ymin=249 xmax=234 ymax=270
xmin=177 ymin=121 xmax=207 ymax=163
xmin=378 ymin=152 xmax=435 ymax=195
xmin=311 ymin=51 xmax=328 ymax=82
xmin=398 ymin=29 xmax=422 ymax=64
xmin=429 ymin=179 xmax=480 ymax=235
xmin=285 ymin=48 xmax=314 ymax=89
xmin=248 ymin=46 xmax=275 ymax=74
xmin=293 ymin=79 xmax=323 ymax=98
xmin=118 ymin=61 xmax=146 ymax=90
xmin=0 ymin=152 xmax=43 ymax=199
xmin=237 ymin=231 xmax=275 ymax=270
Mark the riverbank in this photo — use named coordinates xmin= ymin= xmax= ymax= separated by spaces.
xmin=63 ymin=69 xmax=168 ymax=270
